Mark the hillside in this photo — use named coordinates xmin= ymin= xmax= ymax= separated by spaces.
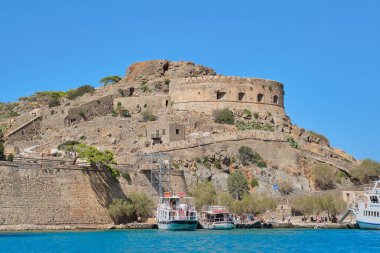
xmin=0 ymin=60 xmax=358 ymax=196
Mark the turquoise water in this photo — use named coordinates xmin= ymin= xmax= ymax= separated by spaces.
xmin=0 ymin=229 xmax=379 ymax=253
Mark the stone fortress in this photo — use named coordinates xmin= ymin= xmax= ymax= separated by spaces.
xmin=0 ymin=60 xmax=359 ymax=228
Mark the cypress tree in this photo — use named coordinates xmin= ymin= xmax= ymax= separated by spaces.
xmin=0 ymin=128 xmax=5 ymax=161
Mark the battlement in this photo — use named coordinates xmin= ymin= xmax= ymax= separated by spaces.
xmin=173 ymin=75 xmax=283 ymax=88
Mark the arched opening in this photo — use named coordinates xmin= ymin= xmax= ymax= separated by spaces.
xmin=216 ymin=91 xmax=226 ymax=100
xmin=273 ymin=95 xmax=278 ymax=104
xmin=238 ymin=92 xmax=245 ymax=101
xmin=257 ymin=94 xmax=264 ymax=102
xmin=165 ymin=100 xmax=169 ymax=107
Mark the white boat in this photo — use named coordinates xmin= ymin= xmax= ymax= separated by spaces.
xmin=156 ymin=192 xmax=198 ymax=231
xmin=354 ymin=180 xmax=380 ymax=229
xmin=200 ymin=205 xmax=235 ymax=230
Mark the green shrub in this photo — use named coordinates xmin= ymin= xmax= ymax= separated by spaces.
xmin=191 ymin=181 xmax=217 ymax=211
xmin=66 ymin=85 xmax=94 ymax=100
xmin=350 ymin=159 xmax=380 ymax=184
xmin=48 ymin=98 xmax=61 ymax=108
xmin=213 ymin=108 xmax=235 ymax=125
xmin=250 ymin=178 xmax=259 ymax=188
xmin=312 ymin=164 xmax=335 ymax=190
xmin=141 ymin=110 xmax=156 ymax=122
xmin=164 ymin=79 xmax=170 ymax=85
xmin=228 ymin=170 xmax=249 ymax=200
xmin=7 ymin=153 xmax=14 ymax=162
xmin=253 ymin=113 xmax=259 ymax=119
xmin=108 ymin=198 xmax=133 ymax=224
xmin=214 ymin=160 xmax=222 ymax=169
xmin=172 ymin=162 xmax=179 ymax=169
xmin=291 ymin=193 xmax=346 ymax=218
xmin=108 ymin=192 xmax=153 ymax=224
xmin=238 ymin=146 xmax=255 ymax=166
xmin=243 ymin=109 xmax=252 ymax=118
xmin=238 ymin=146 xmax=267 ymax=168
xmin=287 ymin=137 xmax=298 ymax=148
xmin=235 ymin=120 xmax=274 ymax=132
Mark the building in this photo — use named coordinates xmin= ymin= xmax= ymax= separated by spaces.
xmin=146 ymin=122 xmax=185 ymax=145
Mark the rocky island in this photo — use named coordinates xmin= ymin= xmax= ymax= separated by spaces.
xmin=0 ymin=60 xmax=371 ymax=229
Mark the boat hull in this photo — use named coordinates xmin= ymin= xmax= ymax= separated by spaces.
xmin=357 ymin=220 xmax=380 ymax=230
xmin=158 ymin=220 xmax=198 ymax=231
xmin=202 ymin=223 xmax=235 ymax=230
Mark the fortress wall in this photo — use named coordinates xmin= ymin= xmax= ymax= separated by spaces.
xmin=0 ymin=164 xmax=125 ymax=225
xmin=6 ymin=117 xmax=42 ymax=142
xmin=170 ymin=76 xmax=285 ymax=115
xmin=114 ymin=96 xmax=170 ymax=114
xmin=65 ymin=94 xmax=117 ymax=126
xmin=143 ymin=130 xmax=287 ymax=154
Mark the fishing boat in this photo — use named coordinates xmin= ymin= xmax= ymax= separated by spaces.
xmin=156 ymin=192 xmax=198 ymax=231
xmin=200 ymin=205 xmax=235 ymax=230
xmin=354 ymin=180 xmax=380 ymax=229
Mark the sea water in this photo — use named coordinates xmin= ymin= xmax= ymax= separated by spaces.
xmin=0 ymin=229 xmax=379 ymax=253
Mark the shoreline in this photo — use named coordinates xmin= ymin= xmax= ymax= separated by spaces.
xmin=0 ymin=222 xmax=356 ymax=232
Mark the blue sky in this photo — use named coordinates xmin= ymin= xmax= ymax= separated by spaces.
xmin=0 ymin=0 xmax=379 ymax=161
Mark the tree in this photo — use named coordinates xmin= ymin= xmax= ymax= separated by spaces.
xmin=291 ymin=195 xmax=317 ymax=218
xmin=75 ymin=143 xmax=116 ymax=167
xmin=108 ymin=198 xmax=133 ymax=224
xmin=57 ymin=140 xmax=81 ymax=164
xmin=213 ymin=108 xmax=235 ymax=125
xmin=238 ymin=146 xmax=267 ymax=168
xmin=99 ymin=76 xmax=122 ymax=86
xmin=238 ymin=146 xmax=254 ymax=166
xmin=350 ymin=159 xmax=380 ymax=184
xmin=192 ymin=181 xmax=217 ymax=211
xmin=228 ymin=170 xmax=249 ymax=200
xmin=312 ymin=164 xmax=335 ymax=190
xmin=0 ymin=128 xmax=5 ymax=161
xmin=128 ymin=191 xmax=154 ymax=219
xmin=291 ymin=193 xmax=347 ymax=219
xmin=57 ymin=142 xmax=118 ymax=177
xmin=108 ymin=192 xmax=154 ymax=224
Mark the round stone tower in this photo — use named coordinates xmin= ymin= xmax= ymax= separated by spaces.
xmin=170 ymin=75 xmax=285 ymax=115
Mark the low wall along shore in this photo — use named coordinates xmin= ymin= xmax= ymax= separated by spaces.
xmin=0 ymin=162 xmax=126 ymax=226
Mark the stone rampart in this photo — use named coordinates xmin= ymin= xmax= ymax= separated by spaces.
xmin=6 ymin=116 xmax=42 ymax=142
xmin=170 ymin=76 xmax=285 ymax=115
xmin=114 ymin=95 xmax=170 ymax=114
xmin=143 ymin=130 xmax=287 ymax=153
xmin=65 ymin=94 xmax=117 ymax=126
xmin=0 ymin=163 xmax=125 ymax=225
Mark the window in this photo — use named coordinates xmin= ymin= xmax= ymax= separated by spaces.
xmin=238 ymin=92 xmax=245 ymax=101
xmin=162 ymin=129 xmax=166 ymax=135
xmin=176 ymin=129 xmax=179 ymax=135
xmin=370 ymin=196 xmax=379 ymax=203
xmin=216 ymin=91 xmax=226 ymax=100
xmin=165 ymin=100 xmax=169 ymax=107
xmin=273 ymin=95 xmax=279 ymax=104
xmin=257 ymin=94 xmax=264 ymax=102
